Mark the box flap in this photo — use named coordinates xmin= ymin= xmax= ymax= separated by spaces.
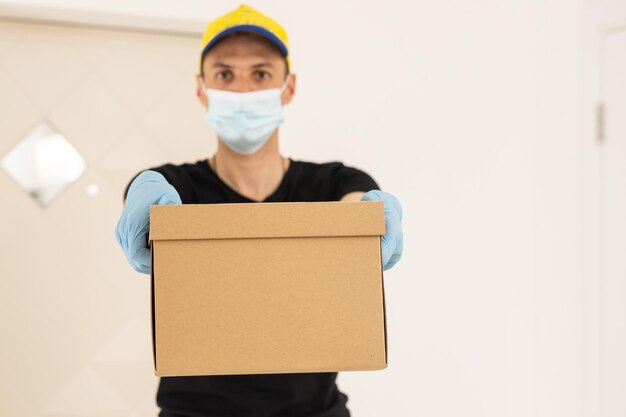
xmin=150 ymin=241 xmax=157 ymax=374
xmin=149 ymin=201 xmax=385 ymax=241
xmin=373 ymin=232 xmax=388 ymax=365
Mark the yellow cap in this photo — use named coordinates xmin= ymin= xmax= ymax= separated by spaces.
xmin=199 ymin=4 xmax=289 ymax=74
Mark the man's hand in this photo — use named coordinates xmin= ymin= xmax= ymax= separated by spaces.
xmin=115 ymin=170 xmax=182 ymax=274
xmin=361 ymin=190 xmax=404 ymax=271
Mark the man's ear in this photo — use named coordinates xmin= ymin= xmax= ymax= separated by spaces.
xmin=195 ymin=73 xmax=208 ymax=108
xmin=281 ymin=73 xmax=296 ymax=105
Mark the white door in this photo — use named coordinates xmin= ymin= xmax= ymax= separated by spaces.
xmin=0 ymin=19 xmax=211 ymax=416
xmin=600 ymin=29 xmax=626 ymax=417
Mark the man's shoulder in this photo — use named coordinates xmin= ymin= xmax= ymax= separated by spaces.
xmin=293 ymin=158 xmax=372 ymax=175
xmin=292 ymin=158 xmax=347 ymax=171
xmin=290 ymin=158 xmax=379 ymax=199
xmin=148 ymin=158 xmax=207 ymax=174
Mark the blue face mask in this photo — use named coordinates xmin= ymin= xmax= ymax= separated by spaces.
xmin=203 ymin=79 xmax=289 ymax=155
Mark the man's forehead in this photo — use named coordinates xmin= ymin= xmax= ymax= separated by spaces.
xmin=206 ymin=47 xmax=282 ymax=63
xmin=206 ymin=33 xmax=284 ymax=59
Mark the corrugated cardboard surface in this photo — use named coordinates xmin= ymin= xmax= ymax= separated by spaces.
xmin=149 ymin=201 xmax=387 ymax=377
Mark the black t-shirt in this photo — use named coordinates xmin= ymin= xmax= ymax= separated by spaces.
xmin=123 ymin=157 xmax=380 ymax=417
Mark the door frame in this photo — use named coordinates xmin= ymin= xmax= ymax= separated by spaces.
xmin=586 ymin=19 xmax=626 ymax=417
xmin=0 ymin=2 xmax=203 ymax=37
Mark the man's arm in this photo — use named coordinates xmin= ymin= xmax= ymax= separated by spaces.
xmin=340 ymin=191 xmax=366 ymax=202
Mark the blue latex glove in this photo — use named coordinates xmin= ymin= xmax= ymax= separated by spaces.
xmin=361 ymin=190 xmax=404 ymax=271
xmin=115 ymin=170 xmax=182 ymax=274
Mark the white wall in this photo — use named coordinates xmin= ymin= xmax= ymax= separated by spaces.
xmin=2 ymin=1 xmax=625 ymax=416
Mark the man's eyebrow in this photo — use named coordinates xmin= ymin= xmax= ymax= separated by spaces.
xmin=212 ymin=62 xmax=233 ymax=68
xmin=211 ymin=61 xmax=274 ymax=69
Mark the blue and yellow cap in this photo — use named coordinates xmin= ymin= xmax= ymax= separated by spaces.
xmin=199 ymin=4 xmax=289 ymax=74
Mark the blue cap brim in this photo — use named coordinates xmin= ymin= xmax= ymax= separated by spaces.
xmin=201 ymin=24 xmax=288 ymax=59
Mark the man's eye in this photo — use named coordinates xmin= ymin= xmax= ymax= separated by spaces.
xmin=255 ymin=71 xmax=270 ymax=79
xmin=216 ymin=71 xmax=231 ymax=80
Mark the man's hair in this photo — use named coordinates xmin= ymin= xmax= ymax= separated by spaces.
xmin=200 ymin=31 xmax=289 ymax=80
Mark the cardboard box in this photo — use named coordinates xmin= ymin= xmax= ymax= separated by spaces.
xmin=148 ymin=201 xmax=387 ymax=377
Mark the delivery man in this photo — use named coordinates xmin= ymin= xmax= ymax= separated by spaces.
xmin=115 ymin=4 xmax=403 ymax=417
